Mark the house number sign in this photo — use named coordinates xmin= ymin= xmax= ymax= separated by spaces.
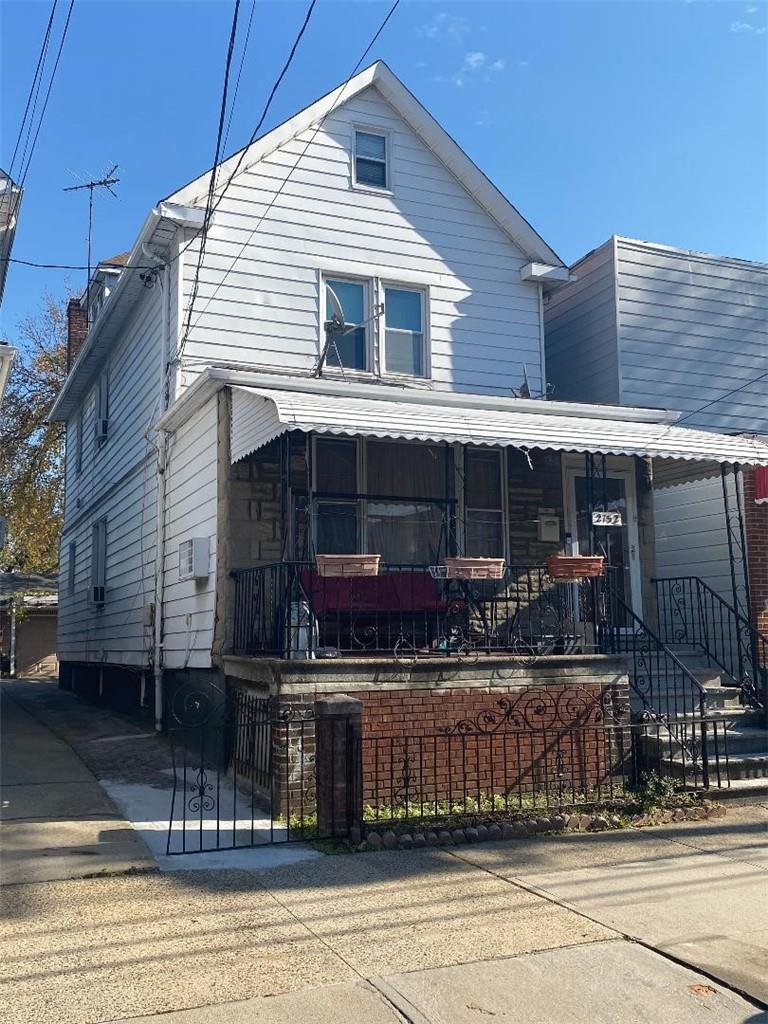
xmin=592 ymin=510 xmax=623 ymax=527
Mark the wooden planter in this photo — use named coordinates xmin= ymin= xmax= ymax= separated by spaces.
xmin=443 ymin=557 xmax=506 ymax=580
xmin=546 ymin=555 xmax=605 ymax=581
xmin=315 ymin=554 xmax=381 ymax=577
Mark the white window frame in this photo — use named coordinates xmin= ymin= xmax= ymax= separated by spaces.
xmin=91 ymin=518 xmax=107 ymax=605
xmin=351 ymin=125 xmax=392 ymax=194
xmin=318 ymin=269 xmax=431 ymax=382
xmin=94 ymin=371 xmax=109 ymax=447
xmin=67 ymin=540 xmax=76 ymax=595
xmin=75 ymin=409 xmax=83 ymax=474
xmin=380 ymin=281 xmax=430 ymax=380
xmin=320 ymin=273 xmax=374 ymax=375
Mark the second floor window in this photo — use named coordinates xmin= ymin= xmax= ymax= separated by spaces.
xmin=95 ymin=372 xmax=109 ymax=445
xmin=325 ymin=278 xmax=368 ymax=371
xmin=75 ymin=409 xmax=83 ymax=474
xmin=384 ymin=286 xmax=425 ymax=376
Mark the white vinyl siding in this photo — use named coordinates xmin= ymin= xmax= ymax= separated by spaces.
xmin=615 ymin=239 xmax=768 ymax=433
xmin=58 ymin=278 xmax=164 ymax=667
xmin=175 ymin=86 xmax=543 ymax=397
xmin=162 ymin=397 xmax=218 ymax=670
xmin=543 ymin=239 xmax=620 ymax=405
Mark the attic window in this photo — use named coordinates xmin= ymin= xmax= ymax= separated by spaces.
xmin=354 ymin=130 xmax=388 ymax=189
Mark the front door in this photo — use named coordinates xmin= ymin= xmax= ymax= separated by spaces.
xmin=563 ymin=458 xmax=643 ymax=617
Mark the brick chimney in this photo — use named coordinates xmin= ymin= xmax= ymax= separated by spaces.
xmin=66 ymin=298 xmax=88 ymax=371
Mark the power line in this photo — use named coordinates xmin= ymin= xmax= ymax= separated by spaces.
xmin=674 ymin=368 xmax=768 ymax=428
xmin=7 ymin=0 xmax=58 ymax=180
xmin=17 ymin=0 xmax=76 ymax=189
xmin=180 ymin=0 xmax=242 ymax=349
xmin=179 ymin=0 xmax=318 ymax=356
xmin=222 ymin=0 xmax=256 ymax=156
xmin=185 ymin=0 xmax=400 ymax=341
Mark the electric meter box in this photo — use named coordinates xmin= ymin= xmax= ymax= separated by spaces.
xmin=537 ymin=513 xmax=561 ymax=544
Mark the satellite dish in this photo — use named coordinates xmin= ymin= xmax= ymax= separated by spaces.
xmin=325 ymin=283 xmax=345 ymax=329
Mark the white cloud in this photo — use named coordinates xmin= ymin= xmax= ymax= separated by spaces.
xmin=489 ymin=59 xmax=506 ymax=72
xmin=475 ymin=110 xmax=492 ymax=127
xmin=464 ymin=51 xmax=486 ymax=70
xmin=416 ymin=11 xmax=470 ymax=44
xmin=518 ymin=59 xmax=530 ymax=68
xmin=730 ymin=19 xmax=767 ymax=33
xmin=746 ymin=6 xmax=758 ymax=13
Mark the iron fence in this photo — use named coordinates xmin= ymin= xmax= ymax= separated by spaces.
xmin=231 ymin=561 xmax=603 ymax=660
xmin=362 ymin=692 xmax=732 ymax=830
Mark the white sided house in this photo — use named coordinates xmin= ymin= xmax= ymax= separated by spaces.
xmin=51 ymin=65 xmax=768 ymax=801
xmin=545 ymin=238 xmax=768 ymax=685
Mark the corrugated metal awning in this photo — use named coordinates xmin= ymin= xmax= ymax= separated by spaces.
xmin=230 ymin=385 xmax=768 ymax=467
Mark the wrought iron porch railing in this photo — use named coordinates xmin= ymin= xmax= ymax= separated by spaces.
xmin=231 ymin=562 xmax=605 ymax=660
xmin=654 ymin=576 xmax=768 ymax=710
xmin=601 ymin=583 xmax=713 ymax=788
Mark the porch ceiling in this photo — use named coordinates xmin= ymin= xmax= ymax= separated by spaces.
xmin=229 ymin=384 xmax=768 ymax=468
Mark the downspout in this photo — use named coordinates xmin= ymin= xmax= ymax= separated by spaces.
xmin=144 ymin=243 xmax=171 ymax=731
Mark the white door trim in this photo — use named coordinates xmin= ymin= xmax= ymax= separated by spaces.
xmin=562 ymin=455 xmax=643 ymax=616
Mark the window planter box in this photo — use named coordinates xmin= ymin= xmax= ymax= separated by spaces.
xmin=443 ymin=557 xmax=506 ymax=580
xmin=315 ymin=554 xmax=381 ymax=577
xmin=546 ymin=555 xmax=605 ymax=580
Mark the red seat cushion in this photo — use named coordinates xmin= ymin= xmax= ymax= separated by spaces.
xmin=299 ymin=570 xmax=444 ymax=614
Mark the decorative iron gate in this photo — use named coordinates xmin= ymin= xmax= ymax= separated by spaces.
xmin=165 ymin=683 xmax=332 ymax=854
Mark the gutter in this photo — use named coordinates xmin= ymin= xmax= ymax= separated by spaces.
xmin=155 ymin=365 xmax=683 ymax=436
xmin=48 ymin=202 xmax=204 ymax=422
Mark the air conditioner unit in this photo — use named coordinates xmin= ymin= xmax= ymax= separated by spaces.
xmin=179 ymin=537 xmax=209 ymax=581
xmin=91 ymin=585 xmax=105 ymax=605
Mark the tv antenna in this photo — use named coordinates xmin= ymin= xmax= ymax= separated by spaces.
xmin=314 ymin=283 xmax=383 ymax=378
xmin=63 ymin=164 xmax=120 ymax=323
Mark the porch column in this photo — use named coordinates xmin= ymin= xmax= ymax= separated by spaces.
xmin=636 ymin=456 xmax=658 ymax=629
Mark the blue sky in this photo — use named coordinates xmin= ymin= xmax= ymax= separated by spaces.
xmin=1 ymin=0 xmax=766 ymax=341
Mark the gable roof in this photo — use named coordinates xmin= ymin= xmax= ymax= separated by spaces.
xmin=165 ymin=61 xmax=563 ymax=268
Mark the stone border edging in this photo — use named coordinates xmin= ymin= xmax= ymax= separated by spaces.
xmin=362 ymin=801 xmax=727 ymax=851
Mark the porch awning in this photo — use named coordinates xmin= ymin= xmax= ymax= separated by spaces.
xmin=230 ymin=384 xmax=768 ymax=467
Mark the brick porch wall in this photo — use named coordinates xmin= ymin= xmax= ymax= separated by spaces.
xmin=230 ymin=656 xmax=630 ymax=817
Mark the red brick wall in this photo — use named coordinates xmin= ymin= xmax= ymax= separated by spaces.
xmin=743 ymin=469 xmax=768 ymax=638
xmin=351 ymin=684 xmax=622 ymax=811
xmin=66 ymin=299 xmax=88 ymax=371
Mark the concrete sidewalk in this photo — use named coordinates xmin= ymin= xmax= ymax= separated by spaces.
xmin=1 ymin=684 xmax=154 ymax=884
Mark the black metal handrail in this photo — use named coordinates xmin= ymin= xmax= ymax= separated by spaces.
xmin=231 ymin=561 xmax=604 ymax=661
xmin=654 ymin=575 xmax=767 ymax=710
xmin=601 ymin=583 xmax=711 ymax=787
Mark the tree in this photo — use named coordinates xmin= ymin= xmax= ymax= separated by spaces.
xmin=0 ymin=294 xmax=67 ymax=574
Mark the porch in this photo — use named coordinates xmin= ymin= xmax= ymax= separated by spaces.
xmin=205 ymin=376 xmax=768 ymax=793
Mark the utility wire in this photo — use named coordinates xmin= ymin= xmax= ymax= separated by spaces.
xmin=179 ymin=0 xmax=318 ymax=356
xmin=17 ymin=0 xmax=76 ymax=189
xmin=673 ymin=368 xmax=768 ymax=429
xmin=7 ymin=0 xmax=58 ymax=180
xmin=222 ymin=0 xmax=256 ymax=156
xmin=180 ymin=0 xmax=242 ymax=347
xmin=184 ymin=0 xmax=400 ymax=343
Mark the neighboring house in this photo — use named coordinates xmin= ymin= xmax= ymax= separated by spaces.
xmin=0 ymin=574 xmax=58 ymax=678
xmin=0 ymin=343 xmax=15 ymax=404
xmin=48 ymin=64 xmax=768 ymax=812
xmin=0 ymin=167 xmax=22 ymax=307
xmin=545 ymin=236 xmax=768 ymax=657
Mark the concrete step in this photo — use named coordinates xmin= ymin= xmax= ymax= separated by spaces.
xmin=643 ymin=725 xmax=768 ymax=759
